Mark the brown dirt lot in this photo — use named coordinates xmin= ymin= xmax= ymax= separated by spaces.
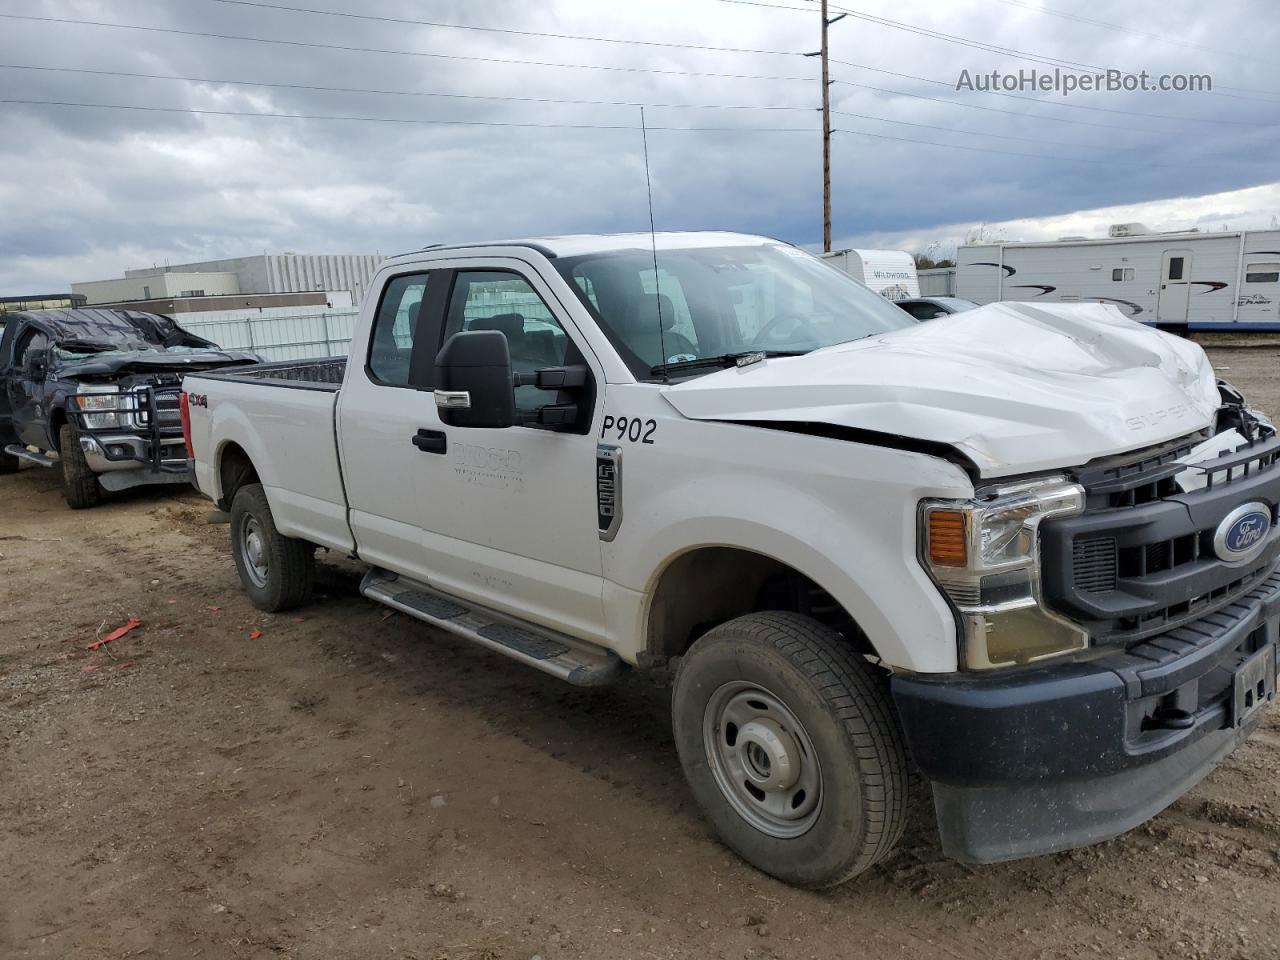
xmin=2 ymin=346 xmax=1279 ymax=960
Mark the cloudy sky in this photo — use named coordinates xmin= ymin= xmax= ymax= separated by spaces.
xmin=2 ymin=0 xmax=1278 ymax=293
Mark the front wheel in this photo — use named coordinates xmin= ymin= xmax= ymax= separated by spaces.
xmin=672 ymin=611 xmax=910 ymax=888
xmin=229 ymin=483 xmax=314 ymax=612
xmin=0 ymin=447 xmax=19 ymax=475
xmin=59 ymin=424 xmax=101 ymax=509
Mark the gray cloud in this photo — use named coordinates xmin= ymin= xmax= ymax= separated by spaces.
xmin=2 ymin=0 xmax=1278 ymax=292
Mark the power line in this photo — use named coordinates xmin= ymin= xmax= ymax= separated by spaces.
xmin=208 ymin=0 xmax=802 ymax=57
xmin=714 ymin=0 xmax=1097 ymax=70
xmin=0 ymin=14 xmax=817 ymax=83
xmin=832 ymin=126 xmax=1234 ymax=167
xmin=0 ymin=63 xmax=818 ymax=113
xmin=0 ymin=62 xmax=1135 ymax=157
xmin=831 ymin=59 xmax=1274 ymax=124
xmin=718 ymin=0 xmax=1280 ymax=102
xmin=0 ymin=62 xmax=1159 ymax=159
xmin=821 ymin=0 xmax=1280 ymax=102
xmin=831 ymin=78 xmax=1175 ymax=135
xmin=831 ymin=109 xmax=1091 ymax=148
xmin=0 ymin=98 xmax=1249 ymax=170
xmin=0 ymin=97 xmax=818 ymax=132
xmin=990 ymin=0 xmax=1271 ymax=67
xmin=834 ymin=126 xmax=1106 ymax=162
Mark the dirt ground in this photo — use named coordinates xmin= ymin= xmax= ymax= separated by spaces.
xmin=2 ymin=346 xmax=1279 ymax=960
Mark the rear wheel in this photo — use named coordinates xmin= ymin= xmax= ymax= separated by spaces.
xmin=0 ymin=447 xmax=19 ymax=475
xmin=672 ymin=611 xmax=910 ymax=888
xmin=230 ymin=482 xmax=313 ymax=612
xmin=58 ymin=424 xmax=101 ymax=509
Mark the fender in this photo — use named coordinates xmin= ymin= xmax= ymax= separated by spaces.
xmin=600 ymin=416 xmax=974 ymax=673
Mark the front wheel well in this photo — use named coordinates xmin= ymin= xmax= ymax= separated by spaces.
xmin=217 ymin=442 xmax=260 ymax=510
xmin=48 ymin=407 xmax=69 ymax=451
xmin=646 ymin=547 xmax=872 ymax=662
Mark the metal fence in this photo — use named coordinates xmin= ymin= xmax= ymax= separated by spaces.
xmin=180 ymin=311 xmax=359 ymax=362
xmin=182 ymin=291 xmax=564 ymax=363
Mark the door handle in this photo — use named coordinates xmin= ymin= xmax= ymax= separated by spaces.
xmin=412 ymin=428 xmax=447 ymax=455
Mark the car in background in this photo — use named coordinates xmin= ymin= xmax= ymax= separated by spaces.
xmin=0 ymin=308 xmax=259 ymax=508
xmin=896 ymin=297 xmax=981 ymax=321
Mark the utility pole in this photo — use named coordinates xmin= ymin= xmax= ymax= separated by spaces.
xmin=817 ymin=1 xmax=846 ymax=252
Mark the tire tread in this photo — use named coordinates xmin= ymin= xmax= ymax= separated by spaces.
xmin=230 ymin=483 xmax=313 ymax=612
xmin=680 ymin=611 xmax=910 ymax=888
xmin=58 ymin=424 xmax=101 ymax=509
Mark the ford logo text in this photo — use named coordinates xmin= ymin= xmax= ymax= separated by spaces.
xmin=1213 ymin=502 xmax=1273 ymax=565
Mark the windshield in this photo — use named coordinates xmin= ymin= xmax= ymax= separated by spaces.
xmin=554 ymin=243 xmax=915 ymax=380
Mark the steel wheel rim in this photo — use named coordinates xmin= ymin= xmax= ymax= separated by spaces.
xmin=238 ymin=514 xmax=269 ymax=589
xmin=702 ymin=681 xmax=823 ymax=839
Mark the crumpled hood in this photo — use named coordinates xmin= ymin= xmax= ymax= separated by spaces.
xmin=60 ymin=350 xmax=261 ymax=378
xmin=662 ymin=302 xmax=1220 ymax=477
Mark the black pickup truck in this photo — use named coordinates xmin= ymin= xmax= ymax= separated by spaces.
xmin=0 ymin=308 xmax=258 ymax=508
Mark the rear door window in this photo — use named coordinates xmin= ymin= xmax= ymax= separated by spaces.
xmin=367 ymin=274 xmax=430 ymax=387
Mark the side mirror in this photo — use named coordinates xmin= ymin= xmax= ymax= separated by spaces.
xmin=434 ymin=330 xmax=516 ymax=429
xmin=26 ymin=348 xmax=49 ymax=379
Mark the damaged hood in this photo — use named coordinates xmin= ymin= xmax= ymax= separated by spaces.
xmin=59 ymin=350 xmax=261 ymax=377
xmin=662 ymin=302 xmax=1220 ymax=477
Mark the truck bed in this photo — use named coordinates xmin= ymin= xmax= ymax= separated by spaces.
xmin=196 ymin=356 xmax=347 ymax=391
xmin=185 ymin=357 xmax=353 ymax=553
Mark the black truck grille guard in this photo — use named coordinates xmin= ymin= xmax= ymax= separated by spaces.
xmin=68 ymin=376 xmax=187 ymax=473
xmin=1042 ymin=430 xmax=1280 ymax=647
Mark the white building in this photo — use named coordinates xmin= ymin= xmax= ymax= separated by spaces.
xmin=74 ymin=252 xmax=384 ymax=307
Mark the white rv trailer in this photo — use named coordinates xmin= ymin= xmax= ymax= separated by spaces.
xmin=956 ymin=224 xmax=1280 ymax=331
xmin=820 ymin=248 xmax=920 ymax=300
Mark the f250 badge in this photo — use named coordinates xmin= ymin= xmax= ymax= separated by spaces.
xmin=187 ymin=393 xmax=208 ymax=408
xmin=596 ymin=444 xmax=623 ymax=541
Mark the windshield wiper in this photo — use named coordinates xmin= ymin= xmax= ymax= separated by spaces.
xmin=649 ymin=350 xmax=807 ymax=378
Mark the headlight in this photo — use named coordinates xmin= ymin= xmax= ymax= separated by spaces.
xmin=920 ymin=477 xmax=1088 ymax=670
xmin=76 ymin=384 xmax=121 ymax=429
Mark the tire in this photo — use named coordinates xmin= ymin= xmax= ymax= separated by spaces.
xmin=672 ymin=611 xmax=910 ymax=888
xmin=58 ymin=424 xmax=101 ymax=509
xmin=0 ymin=448 xmax=19 ymax=475
xmin=229 ymin=482 xmax=314 ymax=612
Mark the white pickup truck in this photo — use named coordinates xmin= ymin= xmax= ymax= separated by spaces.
xmin=182 ymin=232 xmax=1280 ymax=888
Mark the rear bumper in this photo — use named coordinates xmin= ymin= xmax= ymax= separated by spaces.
xmin=892 ymin=568 xmax=1280 ymax=864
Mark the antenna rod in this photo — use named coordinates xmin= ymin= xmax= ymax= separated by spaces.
xmin=640 ymin=106 xmax=669 ymax=383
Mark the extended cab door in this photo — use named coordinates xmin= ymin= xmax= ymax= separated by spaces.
xmin=336 ymin=270 xmax=447 ymax=582
xmin=413 ymin=261 xmax=608 ymax=641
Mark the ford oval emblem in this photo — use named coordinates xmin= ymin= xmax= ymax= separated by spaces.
xmin=1213 ymin=502 xmax=1273 ymax=565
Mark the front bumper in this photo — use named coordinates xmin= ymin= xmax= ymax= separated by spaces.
xmin=78 ymin=434 xmax=192 ymax=491
xmin=892 ymin=568 xmax=1280 ymax=864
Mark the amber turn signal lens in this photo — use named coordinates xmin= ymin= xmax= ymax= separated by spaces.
xmin=927 ymin=510 xmax=968 ymax=567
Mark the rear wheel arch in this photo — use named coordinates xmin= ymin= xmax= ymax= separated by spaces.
xmin=216 ymin=440 xmax=260 ymax=510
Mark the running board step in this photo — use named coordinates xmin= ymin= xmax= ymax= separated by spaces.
xmin=360 ymin=570 xmax=623 ymax=687
xmin=4 ymin=444 xmax=57 ymax=467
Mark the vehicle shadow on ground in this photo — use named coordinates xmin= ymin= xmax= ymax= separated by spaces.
xmin=302 ymin=554 xmax=956 ymax=880
xmin=308 ymin=555 xmax=695 ymax=806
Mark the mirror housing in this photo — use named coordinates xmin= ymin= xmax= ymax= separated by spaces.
xmin=26 ymin=348 xmax=49 ymax=380
xmin=434 ymin=330 xmax=517 ymax=429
